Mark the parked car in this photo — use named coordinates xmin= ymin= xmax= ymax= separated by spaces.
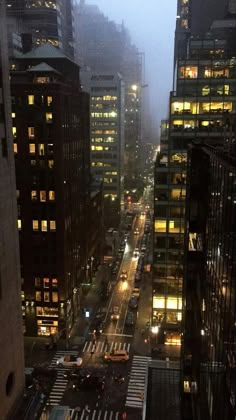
xmin=129 ymin=296 xmax=138 ymax=309
xmin=56 ymin=354 xmax=83 ymax=367
xmin=131 ymin=287 xmax=140 ymax=299
xmin=111 ymin=306 xmax=120 ymax=320
xmin=125 ymin=311 xmax=135 ymax=326
xmin=104 ymin=350 xmax=129 ymax=362
xmin=134 ymin=248 xmax=139 ymax=258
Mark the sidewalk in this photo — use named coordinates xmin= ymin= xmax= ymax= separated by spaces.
xmin=24 ymin=265 xmax=110 ymax=366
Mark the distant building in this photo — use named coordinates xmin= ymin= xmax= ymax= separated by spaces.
xmin=6 ymin=0 xmax=74 ymax=57
xmin=81 ymin=71 xmax=125 ymax=228
xmin=0 ymin=0 xmax=24 ymax=417
xmin=11 ymin=44 xmax=90 ymax=336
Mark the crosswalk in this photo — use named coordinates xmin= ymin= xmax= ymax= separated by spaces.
xmin=69 ymin=408 xmax=122 ymax=420
xmin=125 ymin=355 xmax=150 ymax=409
xmin=47 ymin=350 xmax=79 ymax=406
xmin=82 ymin=340 xmax=131 ymax=354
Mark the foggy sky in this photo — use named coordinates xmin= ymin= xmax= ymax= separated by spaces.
xmin=85 ymin=0 xmax=177 ymax=137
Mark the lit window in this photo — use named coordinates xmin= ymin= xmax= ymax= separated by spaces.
xmin=43 ymin=278 xmax=50 ymax=288
xmin=36 ymin=76 xmax=50 ymax=83
xmin=17 ymin=190 xmax=20 ymax=199
xmin=49 ymin=191 xmax=55 ymax=201
xmin=40 ymin=191 xmax=46 ymax=202
xmin=32 ymin=220 xmax=39 ymax=231
xmin=41 ymin=220 xmax=47 ymax=232
xmin=29 ymin=144 xmax=36 ymax=154
xmin=12 ymin=127 xmax=17 ymax=138
xmin=155 ymin=220 xmax=167 ymax=233
xmin=44 ymin=291 xmax=50 ymax=302
xmin=35 ymin=277 xmax=41 ymax=287
xmin=35 ymin=291 xmax=41 ymax=301
xmin=50 ymin=220 xmax=56 ymax=231
xmin=28 ymin=95 xmax=34 ymax=105
xmin=12 ymin=112 xmax=16 ymax=118
xmin=31 ymin=191 xmax=37 ymax=201
xmin=52 ymin=292 xmax=58 ymax=303
xmin=48 ymin=160 xmax=54 ymax=168
xmin=28 ymin=127 xmax=35 ymax=139
xmin=13 ymin=143 xmax=17 ymax=153
xmin=18 ymin=219 xmax=22 ymax=230
xmin=46 ymin=112 xmax=53 ymax=123
xmin=38 ymin=144 xmax=45 ymax=155
xmin=47 ymin=96 xmax=53 ymax=106
xmin=52 ymin=278 xmax=58 ymax=288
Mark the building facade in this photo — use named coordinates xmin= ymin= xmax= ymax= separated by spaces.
xmin=81 ymin=71 xmax=125 ymax=228
xmin=153 ymin=6 xmax=236 ymax=347
xmin=0 ymin=0 xmax=24 ymax=417
xmin=6 ymin=0 xmax=75 ymax=57
xmin=182 ymin=134 xmax=236 ymax=419
xmin=11 ymin=44 xmax=90 ymax=337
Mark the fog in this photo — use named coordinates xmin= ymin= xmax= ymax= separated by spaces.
xmin=85 ymin=0 xmax=177 ymax=136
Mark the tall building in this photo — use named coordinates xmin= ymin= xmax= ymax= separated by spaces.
xmin=6 ymin=0 xmax=75 ymax=57
xmin=11 ymin=44 xmax=90 ymax=337
xmin=182 ymin=130 xmax=236 ymax=419
xmin=0 ymin=0 xmax=24 ymax=417
xmin=153 ymin=1 xmax=236 ymax=348
xmin=74 ymin=1 xmax=144 ymax=192
xmin=81 ymin=71 xmax=125 ymax=228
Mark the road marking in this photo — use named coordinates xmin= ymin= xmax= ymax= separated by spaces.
xmin=105 ymin=333 xmax=133 ymax=337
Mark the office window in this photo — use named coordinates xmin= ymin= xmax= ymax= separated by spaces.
xmin=28 ymin=95 xmax=34 ymax=105
xmin=17 ymin=219 xmax=22 ymax=230
xmin=49 ymin=191 xmax=55 ymax=201
xmin=50 ymin=221 xmax=56 ymax=231
xmin=32 ymin=220 xmax=39 ymax=231
xmin=47 ymin=96 xmax=53 ymax=106
xmin=28 ymin=127 xmax=35 ymax=139
xmin=31 ymin=190 xmax=37 ymax=201
xmin=13 ymin=143 xmax=17 ymax=153
xmin=43 ymin=278 xmax=50 ymax=288
xmin=35 ymin=291 xmax=41 ymax=301
xmin=52 ymin=278 xmax=58 ymax=288
xmin=155 ymin=220 xmax=167 ymax=233
xmin=41 ymin=220 xmax=47 ymax=232
xmin=35 ymin=277 xmax=41 ymax=287
xmin=12 ymin=127 xmax=17 ymax=138
xmin=29 ymin=144 xmax=36 ymax=154
xmin=48 ymin=160 xmax=54 ymax=168
xmin=179 ymin=66 xmax=198 ymax=78
xmin=38 ymin=144 xmax=45 ymax=155
xmin=40 ymin=191 xmax=46 ymax=202
xmin=12 ymin=112 xmax=16 ymax=118
xmin=46 ymin=112 xmax=53 ymax=123
xmin=44 ymin=291 xmax=50 ymax=302
xmin=52 ymin=292 xmax=58 ymax=303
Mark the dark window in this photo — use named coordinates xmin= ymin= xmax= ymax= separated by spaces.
xmin=1 ymin=138 xmax=7 ymax=157
xmin=6 ymin=372 xmax=14 ymax=396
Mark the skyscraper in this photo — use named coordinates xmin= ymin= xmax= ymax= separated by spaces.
xmin=11 ymin=44 xmax=90 ymax=337
xmin=153 ymin=0 xmax=236 ymax=350
xmin=0 ymin=0 xmax=24 ymax=417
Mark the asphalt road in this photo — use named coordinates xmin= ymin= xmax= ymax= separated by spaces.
xmin=41 ymin=207 xmax=152 ymax=419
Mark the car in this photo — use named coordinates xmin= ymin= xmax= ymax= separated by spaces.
xmin=141 ymin=245 xmax=146 ymax=252
xmin=134 ymin=229 xmax=139 ymax=235
xmin=134 ymin=248 xmax=139 ymax=258
xmin=111 ymin=306 xmax=120 ymax=320
xmin=129 ymin=296 xmax=138 ymax=309
xmin=72 ymin=375 xmax=105 ymax=392
xmin=125 ymin=311 xmax=135 ymax=326
xmin=135 ymin=271 xmax=141 ymax=282
xmin=93 ymin=320 xmax=104 ymax=336
xmin=131 ymin=287 xmax=140 ymax=299
xmin=56 ymin=354 xmax=83 ymax=367
xmin=111 ymin=264 xmax=118 ymax=274
xmin=120 ymin=270 xmax=128 ymax=280
xmin=104 ymin=350 xmax=129 ymax=362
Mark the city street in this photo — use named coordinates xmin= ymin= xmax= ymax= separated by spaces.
xmin=38 ymin=207 xmax=153 ymax=419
